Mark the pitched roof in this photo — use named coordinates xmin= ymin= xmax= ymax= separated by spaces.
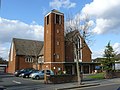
xmin=13 ymin=38 xmax=44 ymax=56
xmin=65 ymin=30 xmax=92 ymax=53
xmin=51 ymin=9 xmax=63 ymax=14
xmin=65 ymin=30 xmax=80 ymax=40
xmin=115 ymin=54 xmax=120 ymax=59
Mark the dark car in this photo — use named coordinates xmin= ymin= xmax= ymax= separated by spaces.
xmin=19 ymin=69 xmax=39 ymax=78
xmin=14 ymin=68 xmax=34 ymax=77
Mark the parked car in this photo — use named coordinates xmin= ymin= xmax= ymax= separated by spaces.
xmin=14 ymin=68 xmax=34 ymax=77
xmin=19 ymin=69 xmax=39 ymax=78
xmin=30 ymin=70 xmax=54 ymax=80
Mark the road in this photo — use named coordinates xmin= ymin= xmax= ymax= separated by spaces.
xmin=0 ymin=73 xmax=56 ymax=90
xmin=0 ymin=73 xmax=120 ymax=90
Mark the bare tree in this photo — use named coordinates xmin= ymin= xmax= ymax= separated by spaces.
xmin=32 ymin=41 xmax=42 ymax=70
xmin=65 ymin=13 xmax=93 ymax=85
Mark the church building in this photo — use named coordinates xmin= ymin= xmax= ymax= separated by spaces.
xmin=8 ymin=10 xmax=94 ymax=74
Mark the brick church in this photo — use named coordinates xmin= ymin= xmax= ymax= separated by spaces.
xmin=8 ymin=10 xmax=95 ymax=74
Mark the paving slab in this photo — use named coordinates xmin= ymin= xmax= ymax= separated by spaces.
xmin=56 ymin=83 xmax=100 ymax=90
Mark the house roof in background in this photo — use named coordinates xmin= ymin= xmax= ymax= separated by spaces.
xmin=115 ymin=54 xmax=120 ymax=59
xmin=13 ymin=38 xmax=44 ymax=56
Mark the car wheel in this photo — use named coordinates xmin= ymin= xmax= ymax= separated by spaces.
xmin=25 ymin=75 xmax=28 ymax=78
xmin=35 ymin=76 xmax=40 ymax=80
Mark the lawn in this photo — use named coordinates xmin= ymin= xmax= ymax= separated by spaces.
xmin=86 ymin=73 xmax=104 ymax=80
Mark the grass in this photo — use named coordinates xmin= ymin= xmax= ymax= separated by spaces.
xmin=86 ymin=73 xmax=104 ymax=80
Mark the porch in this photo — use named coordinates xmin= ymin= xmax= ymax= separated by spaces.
xmin=64 ymin=62 xmax=100 ymax=74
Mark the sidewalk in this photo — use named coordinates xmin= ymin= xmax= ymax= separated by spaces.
xmin=56 ymin=83 xmax=100 ymax=90
xmin=55 ymin=78 xmax=120 ymax=90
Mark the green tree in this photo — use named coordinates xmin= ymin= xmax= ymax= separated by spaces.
xmin=102 ymin=42 xmax=117 ymax=76
xmin=102 ymin=42 xmax=116 ymax=72
xmin=0 ymin=56 xmax=8 ymax=64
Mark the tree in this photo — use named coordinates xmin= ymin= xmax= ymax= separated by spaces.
xmin=0 ymin=56 xmax=8 ymax=64
xmin=65 ymin=13 xmax=93 ymax=84
xmin=102 ymin=42 xmax=116 ymax=71
xmin=102 ymin=42 xmax=116 ymax=78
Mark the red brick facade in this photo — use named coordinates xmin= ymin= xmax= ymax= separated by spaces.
xmin=8 ymin=10 xmax=92 ymax=74
xmin=44 ymin=10 xmax=65 ymax=73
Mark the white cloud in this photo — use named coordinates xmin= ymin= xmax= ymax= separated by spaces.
xmin=49 ymin=0 xmax=76 ymax=9
xmin=92 ymin=50 xmax=104 ymax=59
xmin=113 ymin=43 xmax=120 ymax=54
xmin=0 ymin=43 xmax=10 ymax=60
xmin=0 ymin=18 xmax=44 ymax=43
xmin=82 ymin=0 xmax=120 ymax=34
xmin=0 ymin=18 xmax=44 ymax=60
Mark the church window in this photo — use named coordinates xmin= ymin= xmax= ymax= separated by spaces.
xmin=57 ymin=29 xmax=59 ymax=33
xmin=56 ymin=54 xmax=60 ymax=59
xmin=25 ymin=56 xmax=33 ymax=63
xmin=57 ymin=41 xmax=59 ymax=45
xmin=56 ymin=14 xmax=61 ymax=24
xmin=47 ymin=15 xmax=49 ymax=25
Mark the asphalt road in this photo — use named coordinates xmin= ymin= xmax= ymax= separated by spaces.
xmin=0 ymin=74 xmax=54 ymax=90
xmin=1 ymin=73 xmax=120 ymax=90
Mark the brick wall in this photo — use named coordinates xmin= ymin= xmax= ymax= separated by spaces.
xmin=65 ymin=41 xmax=74 ymax=62
xmin=82 ymin=43 xmax=92 ymax=62
xmin=65 ymin=38 xmax=92 ymax=63
xmin=16 ymin=56 xmax=33 ymax=70
xmin=44 ymin=12 xmax=65 ymax=63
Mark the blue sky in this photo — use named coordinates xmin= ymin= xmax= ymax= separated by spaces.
xmin=0 ymin=0 xmax=120 ymax=60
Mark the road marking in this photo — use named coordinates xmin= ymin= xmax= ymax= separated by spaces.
xmin=12 ymin=80 xmax=21 ymax=84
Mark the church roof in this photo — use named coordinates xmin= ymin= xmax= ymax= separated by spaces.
xmin=65 ymin=30 xmax=80 ymax=40
xmin=65 ymin=30 xmax=92 ymax=53
xmin=51 ymin=9 xmax=63 ymax=14
xmin=12 ymin=38 xmax=44 ymax=56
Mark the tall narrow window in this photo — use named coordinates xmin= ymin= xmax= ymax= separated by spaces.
xmin=47 ymin=30 xmax=48 ymax=34
xmin=57 ymin=29 xmax=59 ymax=33
xmin=56 ymin=54 xmax=60 ymax=59
xmin=56 ymin=14 xmax=61 ymax=24
xmin=10 ymin=43 xmax=14 ymax=61
xmin=47 ymin=15 xmax=49 ymax=25
xmin=56 ymin=14 xmax=59 ymax=24
xmin=57 ymin=41 xmax=59 ymax=45
xmin=59 ymin=16 xmax=61 ymax=24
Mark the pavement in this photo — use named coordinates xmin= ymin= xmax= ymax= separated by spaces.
xmin=55 ymin=78 xmax=120 ymax=90
xmin=56 ymin=83 xmax=100 ymax=90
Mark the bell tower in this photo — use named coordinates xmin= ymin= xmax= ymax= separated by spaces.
xmin=44 ymin=10 xmax=65 ymax=72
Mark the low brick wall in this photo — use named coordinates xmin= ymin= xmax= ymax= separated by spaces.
xmin=112 ymin=72 xmax=120 ymax=78
xmin=48 ymin=75 xmax=78 ymax=84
